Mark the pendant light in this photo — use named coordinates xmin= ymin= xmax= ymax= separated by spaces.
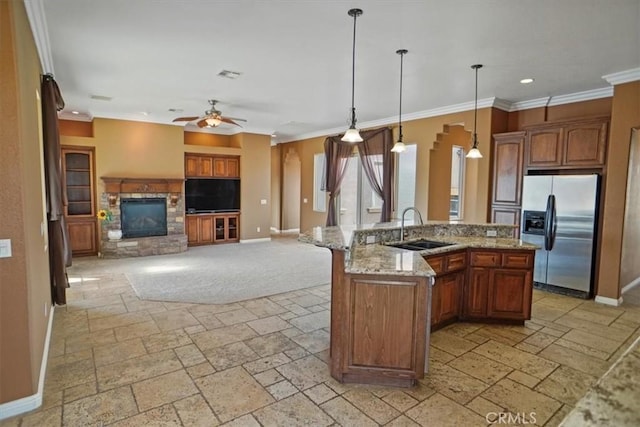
xmin=391 ymin=49 xmax=408 ymax=153
xmin=466 ymin=64 xmax=483 ymax=159
xmin=342 ymin=8 xmax=364 ymax=143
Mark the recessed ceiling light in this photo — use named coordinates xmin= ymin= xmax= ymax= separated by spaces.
xmin=520 ymin=78 xmax=535 ymax=84
xmin=218 ymin=70 xmax=242 ymax=79
xmin=71 ymin=110 xmax=80 ymax=114
xmin=140 ymin=112 xmax=149 ymax=116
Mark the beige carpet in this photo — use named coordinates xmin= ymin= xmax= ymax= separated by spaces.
xmin=69 ymin=238 xmax=332 ymax=304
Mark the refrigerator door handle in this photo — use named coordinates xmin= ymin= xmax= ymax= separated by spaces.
xmin=544 ymin=195 xmax=556 ymax=251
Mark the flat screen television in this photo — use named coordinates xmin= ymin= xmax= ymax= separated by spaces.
xmin=185 ymin=178 xmax=240 ymax=213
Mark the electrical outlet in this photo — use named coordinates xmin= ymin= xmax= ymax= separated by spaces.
xmin=486 ymin=229 xmax=497 ymax=237
xmin=260 ymin=199 xmax=267 ymax=205
xmin=303 ymin=198 xmax=308 ymax=203
xmin=257 ymin=227 xmax=261 ymax=233
xmin=366 ymin=235 xmax=377 ymax=244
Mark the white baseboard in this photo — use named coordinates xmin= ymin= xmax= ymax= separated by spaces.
xmin=270 ymin=228 xmax=300 ymax=234
xmin=239 ymin=237 xmax=272 ymax=244
xmin=621 ymin=276 xmax=640 ymax=294
xmin=0 ymin=304 xmax=54 ymax=421
xmin=594 ymin=295 xmax=624 ymax=306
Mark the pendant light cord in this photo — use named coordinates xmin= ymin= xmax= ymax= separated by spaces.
xmin=398 ymin=50 xmax=406 ymax=141
xmin=350 ymin=11 xmax=358 ymax=126
xmin=473 ymin=65 xmax=478 ymax=138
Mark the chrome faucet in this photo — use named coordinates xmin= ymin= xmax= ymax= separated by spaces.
xmin=400 ymin=207 xmax=424 ymax=241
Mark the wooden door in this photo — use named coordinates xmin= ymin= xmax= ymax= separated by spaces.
xmin=185 ymin=155 xmax=198 ymax=177
xmin=199 ymin=157 xmax=214 ymax=177
xmin=226 ymin=158 xmax=239 ymax=177
xmin=492 ymin=132 xmax=525 ymax=205
xmin=199 ymin=216 xmax=214 ymax=243
xmin=213 ymin=158 xmax=228 ymax=177
xmin=186 ymin=215 xmax=199 ymax=244
xmin=62 ymin=146 xmax=97 ymax=256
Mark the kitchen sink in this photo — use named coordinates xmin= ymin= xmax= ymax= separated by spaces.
xmin=386 ymin=239 xmax=455 ymax=251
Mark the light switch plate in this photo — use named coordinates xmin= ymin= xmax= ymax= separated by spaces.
xmin=366 ymin=235 xmax=377 ymax=244
xmin=0 ymin=239 xmax=12 ymax=258
xmin=260 ymin=199 xmax=267 ymax=205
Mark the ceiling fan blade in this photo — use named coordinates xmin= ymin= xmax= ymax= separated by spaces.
xmin=220 ymin=117 xmax=243 ymax=127
xmin=196 ymin=119 xmax=208 ymax=128
xmin=223 ymin=116 xmax=247 ymax=122
xmin=172 ymin=116 xmax=200 ymax=122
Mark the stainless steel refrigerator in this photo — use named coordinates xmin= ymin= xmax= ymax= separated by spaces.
xmin=521 ymin=174 xmax=600 ymax=298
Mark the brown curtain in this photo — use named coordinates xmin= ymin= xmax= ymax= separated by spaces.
xmin=322 ymin=136 xmax=354 ymax=226
xmin=41 ymin=74 xmax=71 ymax=305
xmin=358 ymin=128 xmax=394 ymax=222
xmin=322 ymin=127 xmax=394 ymax=226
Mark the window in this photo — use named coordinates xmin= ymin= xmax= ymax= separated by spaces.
xmin=339 ymin=154 xmax=383 ymax=225
xmin=313 ymin=153 xmax=326 ymax=212
xmin=396 ymin=144 xmax=417 ymax=221
xmin=450 ymin=145 xmax=465 ymax=220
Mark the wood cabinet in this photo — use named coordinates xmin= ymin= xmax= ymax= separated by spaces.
xmin=213 ymin=157 xmax=239 ymax=177
xmin=490 ymin=132 xmax=525 ymax=235
xmin=62 ymin=146 xmax=98 ymax=256
xmin=329 ymin=248 xmax=431 ymax=388
xmin=525 ymin=117 xmax=608 ymax=170
xmin=464 ymin=249 xmax=534 ymax=321
xmin=185 ymin=153 xmax=239 ymax=178
xmin=186 ymin=213 xmax=239 ymax=246
xmin=424 ymin=250 xmax=466 ymax=330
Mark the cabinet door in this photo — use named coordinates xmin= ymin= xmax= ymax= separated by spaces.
xmin=487 ymin=269 xmax=532 ymax=320
xmin=226 ymin=158 xmax=239 ymax=178
xmin=199 ymin=157 xmax=214 ymax=177
xmin=213 ymin=216 xmax=226 ymax=241
xmin=438 ymin=272 xmax=463 ymax=323
xmin=213 ymin=158 xmax=228 ymax=177
xmin=199 ymin=216 xmax=214 ymax=244
xmin=186 ymin=216 xmax=199 ymax=244
xmin=185 ymin=156 xmax=198 ymax=177
xmin=68 ymin=220 xmax=97 ymax=255
xmin=491 ymin=207 xmax=521 ymax=238
xmin=492 ymin=132 xmax=525 ymax=205
xmin=465 ymin=267 xmax=490 ymax=318
xmin=227 ymin=215 xmax=239 ymax=241
xmin=526 ymin=128 xmax=563 ymax=168
xmin=563 ymin=120 xmax=607 ymax=167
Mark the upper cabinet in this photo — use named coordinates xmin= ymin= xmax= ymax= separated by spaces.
xmin=525 ymin=117 xmax=609 ymax=170
xmin=185 ymin=154 xmax=240 ymax=178
xmin=490 ymin=131 xmax=525 ymax=235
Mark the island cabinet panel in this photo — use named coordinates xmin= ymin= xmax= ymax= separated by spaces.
xmin=350 ymin=281 xmax=416 ymax=369
xmin=424 ymin=250 xmax=466 ymax=330
xmin=463 ymin=249 xmax=534 ymax=322
xmin=330 ymin=264 xmax=430 ymax=388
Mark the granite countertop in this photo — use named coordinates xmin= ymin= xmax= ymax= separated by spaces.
xmin=299 ymin=222 xmax=538 ymax=277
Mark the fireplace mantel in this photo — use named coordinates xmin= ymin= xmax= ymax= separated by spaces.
xmin=102 ymin=177 xmax=184 ymax=194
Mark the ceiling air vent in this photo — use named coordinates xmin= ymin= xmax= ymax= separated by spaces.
xmin=90 ymin=94 xmax=112 ymax=101
xmin=217 ymin=70 xmax=242 ymax=79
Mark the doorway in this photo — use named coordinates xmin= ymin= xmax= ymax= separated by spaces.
xmin=282 ymin=149 xmax=301 ymax=232
xmin=621 ymin=128 xmax=640 ymax=292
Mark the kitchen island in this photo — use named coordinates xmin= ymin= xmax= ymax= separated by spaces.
xmin=300 ymin=221 xmax=538 ymax=387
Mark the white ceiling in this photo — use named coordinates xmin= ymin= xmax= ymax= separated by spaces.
xmin=27 ymin=0 xmax=640 ymax=142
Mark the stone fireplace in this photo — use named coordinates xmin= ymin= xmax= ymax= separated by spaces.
xmin=100 ymin=177 xmax=187 ymax=258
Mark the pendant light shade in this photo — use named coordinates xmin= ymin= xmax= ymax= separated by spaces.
xmin=466 ymin=64 xmax=483 ymax=159
xmin=391 ymin=49 xmax=408 ymax=153
xmin=341 ymin=8 xmax=363 ymax=143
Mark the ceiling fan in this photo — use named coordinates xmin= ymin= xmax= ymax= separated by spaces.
xmin=172 ymin=99 xmax=247 ymax=128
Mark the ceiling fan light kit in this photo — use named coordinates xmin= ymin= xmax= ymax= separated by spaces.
xmin=466 ymin=64 xmax=483 ymax=159
xmin=172 ymin=99 xmax=246 ymax=129
xmin=342 ymin=8 xmax=364 ymax=143
xmin=391 ymin=49 xmax=408 ymax=153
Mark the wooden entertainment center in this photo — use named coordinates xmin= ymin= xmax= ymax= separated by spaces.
xmin=184 ymin=153 xmax=240 ymax=246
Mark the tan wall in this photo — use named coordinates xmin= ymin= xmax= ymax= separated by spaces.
xmin=238 ymin=133 xmax=272 ymax=240
xmin=598 ymin=81 xmax=640 ymax=300
xmin=0 ymin=0 xmax=51 ymax=403
xmin=270 ymin=145 xmax=282 ymax=232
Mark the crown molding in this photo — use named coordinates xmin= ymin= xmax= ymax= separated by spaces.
xmin=24 ymin=0 xmax=55 ymax=74
xmin=547 ymin=86 xmax=613 ymax=106
xmin=58 ymin=112 xmax=93 ymax=122
xmin=602 ymin=67 xmax=640 ymax=85
xmin=509 ymin=97 xmax=550 ymax=112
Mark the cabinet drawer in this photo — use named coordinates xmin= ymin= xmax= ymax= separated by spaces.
xmin=426 ymin=256 xmax=444 ymax=275
xmin=446 ymin=252 xmax=467 ymax=272
xmin=470 ymin=251 xmax=501 ymax=267
xmin=502 ymin=252 xmax=533 ymax=268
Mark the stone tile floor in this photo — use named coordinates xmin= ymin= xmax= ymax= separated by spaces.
xmin=3 ymin=267 xmax=640 ymax=426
